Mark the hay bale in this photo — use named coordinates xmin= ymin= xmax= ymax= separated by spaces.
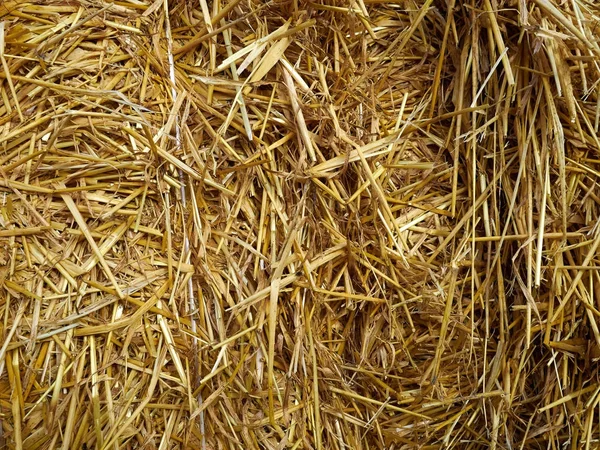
xmin=1 ymin=0 xmax=600 ymax=448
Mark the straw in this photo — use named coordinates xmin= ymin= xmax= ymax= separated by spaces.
xmin=2 ymin=0 xmax=600 ymax=448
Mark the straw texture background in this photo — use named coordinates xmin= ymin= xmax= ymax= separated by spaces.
xmin=1 ymin=0 xmax=600 ymax=448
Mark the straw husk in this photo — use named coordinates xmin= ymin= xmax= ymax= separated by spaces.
xmin=1 ymin=0 xmax=600 ymax=448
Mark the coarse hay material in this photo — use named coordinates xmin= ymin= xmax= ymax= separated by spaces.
xmin=1 ymin=0 xmax=600 ymax=448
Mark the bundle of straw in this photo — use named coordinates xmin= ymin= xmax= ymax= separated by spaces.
xmin=1 ymin=0 xmax=600 ymax=448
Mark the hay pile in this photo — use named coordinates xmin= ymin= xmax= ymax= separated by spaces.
xmin=1 ymin=0 xmax=600 ymax=448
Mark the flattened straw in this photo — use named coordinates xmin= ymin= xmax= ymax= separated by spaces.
xmin=282 ymin=67 xmax=316 ymax=162
xmin=483 ymin=0 xmax=515 ymax=86
xmin=58 ymin=186 xmax=124 ymax=299
xmin=535 ymin=156 xmax=550 ymax=287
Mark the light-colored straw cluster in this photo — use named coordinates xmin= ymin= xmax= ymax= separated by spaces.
xmin=1 ymin=0 xmax=600 ymax=448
